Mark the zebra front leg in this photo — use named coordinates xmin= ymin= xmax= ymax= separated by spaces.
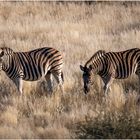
xmin=102 ymin=76 xmax=114 ymax=95
xmin=53 ymin=71 xmax=64 ymax=93
xmin=136 ymin=73 xmax=140 ymax=94
xmin=12 ymin=78 xmax=23 ymax=95
xmin=103 ymin=85 xmax=109 ymax=95
xmin=135 ymin=72 xmax=140 ymax=102
xmin=45 ymin=73 xmax=53 ymax=95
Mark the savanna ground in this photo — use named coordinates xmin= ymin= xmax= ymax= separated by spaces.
xmin=0 ymin=1 xmax=140 ymax=139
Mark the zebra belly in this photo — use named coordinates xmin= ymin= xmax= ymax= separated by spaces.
xmin=23 ymin=75 xmax=43 ymax=81
xmin=115 ymin=63 xmax=137 ymax=79
xmin=21 ymin=60 xmax=46 ymax=81
xmin=115 ymin=68 xmax=132 ymax=79
xmin=22 ymin=68 xmax=45 ymax=81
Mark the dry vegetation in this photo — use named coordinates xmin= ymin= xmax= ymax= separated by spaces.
xmin=0 ymin=1 xmax=140 ymax=139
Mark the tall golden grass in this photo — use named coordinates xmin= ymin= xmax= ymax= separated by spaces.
xmin=0 ymin=1 xmax=140 ymax=139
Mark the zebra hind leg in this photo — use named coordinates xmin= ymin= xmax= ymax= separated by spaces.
xmin=12 ymin=78 xmax=23 ymax=95
xmin=53 ymin=71 xmax=64 ymax=94
xmin=45 ymin=72 xmax=53 ymax=95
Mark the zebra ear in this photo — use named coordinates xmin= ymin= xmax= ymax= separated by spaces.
xmin=0 ymin=51 xmax=4 ymax=57
xmin=80 ymin=65 xmax=84 ymax=71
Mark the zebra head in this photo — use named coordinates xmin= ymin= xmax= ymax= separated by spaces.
xmin=80 ymin=65 xmax=93 ymax=94
xmin=0 ymin=47 xmax=14 ymax=71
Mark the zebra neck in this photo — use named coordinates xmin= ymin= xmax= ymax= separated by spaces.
xmin=85 ymin=59 xmax=93 ymax=68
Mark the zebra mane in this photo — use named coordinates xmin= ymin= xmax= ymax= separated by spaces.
xmin=85 ymin=50 xmax=106 ymax=67
xmin=1 ymin=47 xmax=14 ymax=55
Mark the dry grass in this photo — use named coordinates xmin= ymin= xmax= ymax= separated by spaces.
xmin=0 ymin=1 xmax=140 ymax=139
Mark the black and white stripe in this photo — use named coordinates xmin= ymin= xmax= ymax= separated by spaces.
xmin=0 ymin=47 xmax=64 ymax=94
xmin=80 ymin=48 xmax=140 ymax=94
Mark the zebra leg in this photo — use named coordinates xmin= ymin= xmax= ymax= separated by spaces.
xmin=102 ymin=76 xmax=114 ymax=95
xmin=103 ymin=84 xmax=109 ymax=95
xmin=134 ymin=72 xmax=140 ymax=104
xmin=135 ymin=70 xmax=140 ymax=93
xmin=53 ymin=71 xmax=64 ymax=93
xmin=136 ymin=73 xmax=140 ymax=94
xmin=45 ymin=73 xmax=53 ymax=94
xmin=12 ymin=78 xmax=23 ymax=95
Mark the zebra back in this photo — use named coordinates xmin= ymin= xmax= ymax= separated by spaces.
xmin=0 ymin=47 xmax=63 ymax=81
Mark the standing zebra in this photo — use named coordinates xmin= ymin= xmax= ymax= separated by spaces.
xmin=80 ymin=48 xmax=140 ymax=94
xmin=0 ymin=47 xmax=64 ymax=95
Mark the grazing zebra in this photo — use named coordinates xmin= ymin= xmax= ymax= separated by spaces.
xmin=0 ymin=47 xmax=64 ymax=95
xmin=80 ymin=48 xmax=140 ymax=94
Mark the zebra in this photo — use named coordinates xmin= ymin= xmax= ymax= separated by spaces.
xmin=80 ymin=48 xmax=140 ymax=95
xmin=0 ymin=47 xmax=64 ymax=95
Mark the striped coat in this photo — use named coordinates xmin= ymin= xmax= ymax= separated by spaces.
xmin=0 ymin=47 xmax=64 ymax=95
xmin=80 ymin=48 xmax=140 ymax=94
